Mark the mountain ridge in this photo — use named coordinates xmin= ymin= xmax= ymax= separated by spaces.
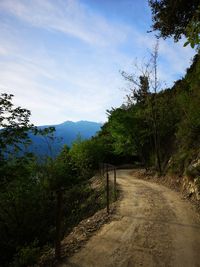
xmin=29 ymin=120 xmax=102 ymax=157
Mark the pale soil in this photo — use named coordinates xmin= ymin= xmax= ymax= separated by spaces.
xmin=57 ymin=169 xmax=200 ymax=267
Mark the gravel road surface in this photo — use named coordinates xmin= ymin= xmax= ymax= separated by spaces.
xmin=58 ymin=170 xmax=200 ymax=267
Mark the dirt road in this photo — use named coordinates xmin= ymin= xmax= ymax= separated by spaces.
xmin=58 ymin=170 xmax=200 ymax=267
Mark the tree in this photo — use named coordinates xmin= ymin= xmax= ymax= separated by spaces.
xmin=46 ymin=145 xmax=78 ymax=190
xmin=0 ymin=93 xmax=33 ymax=158
xmin=121 ymin=59 xmax=151 ymax=106
xmin=0 ymin=93 xmax=59 ymax=266
xmin=46 ymin=145 xmax=78 ymax=260
xmin=149 ymin=0 xmax=199 ymax=42
xmin=0 ymin=143 xmax=60 ymax=267
xmin=106 ymin=105 xmax=153 ymax=166
xmin=120 ymin=42 xmax=163 ymax=173
xmin=184 ymin=5 xmax=200 ymax=48
xmin=149 ymin=41 xmax=162 ymax=173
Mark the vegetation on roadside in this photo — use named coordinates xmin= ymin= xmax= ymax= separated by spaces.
xmin=0 ymin=93 xmax=110 ymax=267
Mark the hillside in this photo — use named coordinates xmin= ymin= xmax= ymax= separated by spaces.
xmin=28 ymin=120 xmax=102 ymax=157
xmin=92 ymin=53 xmax=200 ymax=176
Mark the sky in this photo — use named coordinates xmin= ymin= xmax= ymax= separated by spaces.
xmin=0 ymin=0 xmax=196 ymax=126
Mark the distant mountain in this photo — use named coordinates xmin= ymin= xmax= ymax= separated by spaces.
xmin=28 ymin=120 xmax=102 ymax=157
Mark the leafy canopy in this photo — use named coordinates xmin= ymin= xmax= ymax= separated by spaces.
xmin=149 ymin=0 xmax=200 ymax=43
xmin=0 ymin=93 xmax=33 ymax=155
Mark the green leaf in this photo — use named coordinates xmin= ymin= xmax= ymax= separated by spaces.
xmin=183 ymin=41 xmax=190 ymax=47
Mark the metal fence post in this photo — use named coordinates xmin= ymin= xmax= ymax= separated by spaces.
xmin=106 ymin=165 xmax=109 ymax=214
xmin=114 ymin=167 xmax=117 ymax=201
xmin=55 ymin=188 xmax=63 ymax=260
xmin=99 ymin=162 xmax=102 ymax=176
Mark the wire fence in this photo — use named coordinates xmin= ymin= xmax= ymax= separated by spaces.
xmin=99 ymin=163 xmax=117 ymax=214
xmin=55 ymin=162 xmax=117 ymax=260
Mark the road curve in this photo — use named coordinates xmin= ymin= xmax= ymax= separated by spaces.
xmin=58 ymin=169 xmax=200 ymax=267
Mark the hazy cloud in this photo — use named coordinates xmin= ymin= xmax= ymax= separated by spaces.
xmin=0 ymin=0 xmax=196 ymax=125
xmin=0 ymin=0 xmax=129 ymax=46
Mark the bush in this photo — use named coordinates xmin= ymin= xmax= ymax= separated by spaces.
xmin=11 ymin=241 xmax=40 ymax=267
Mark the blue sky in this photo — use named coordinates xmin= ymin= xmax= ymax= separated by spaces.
xmin=0 ymin=0 xmax=195 ymax=125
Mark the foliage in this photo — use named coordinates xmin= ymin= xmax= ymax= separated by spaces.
xmin=106 ymin=105 xmax=152 ymax=165
xmin=184 ymin=4 xmax=200 ymax=48
xmin=70 ymin=137 xmax=96 ymax=178
xmin=62 ymin=181 xmax=106 ymax=232
xmin=0 ymin=94 xmax=107 ymax=267
xmin=92 ymin=52 xmax=200 ymax=175
xmin=69 ymin=135 xmax=109 ymax=178
xmin=44 ymin=145 xmax=79 ymax=190
xmin=12 ymin=241 xmax=40 ymax=267
xmin=0 ymin=93 xmax=33 ymax=158
xmin=0 ymin=156 xmax=56 ymax=266
xmin=149 ymin=0 xmax=199 ymax=42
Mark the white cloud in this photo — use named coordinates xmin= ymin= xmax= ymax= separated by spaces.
xmin=0 ymin=46 xmax=125 ymax=125
xmin=124 ymin=29 xmax=195 ymax=87
xmin=0 ymin=0 xmax=129 ymax=46
xmin=0 ymin=0 xmax=196 ymax=125
xmin=0 ymin=46 xmax=9 ymax=56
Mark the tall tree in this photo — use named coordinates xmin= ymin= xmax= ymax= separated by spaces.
xmin=150 ymin=41 xmax=162 ymax=173
xmin=121 ymin=42 xmax=162 ymax=173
